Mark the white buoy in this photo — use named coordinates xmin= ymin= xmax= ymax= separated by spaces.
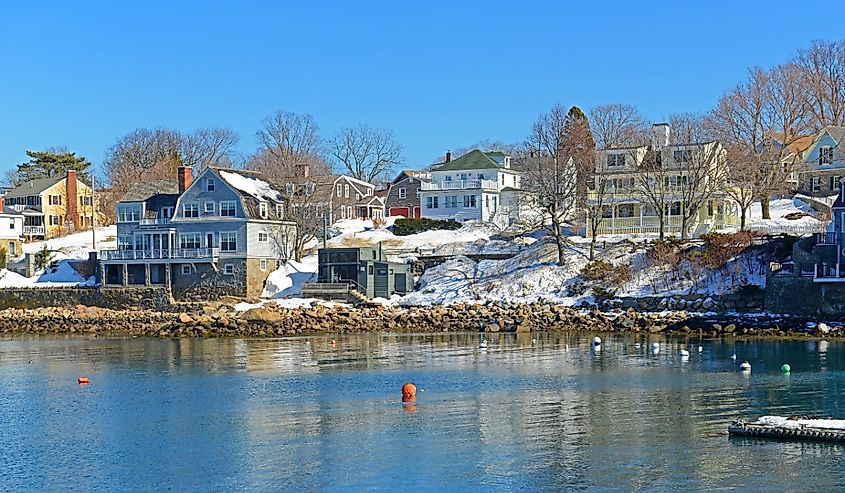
xmin=634 ymin=343 xmax=641 ymax=349
xmin=697 ymin=346 xmax=703 ymax=353
xmin=679 ymin=349 xmax=690 ymax=357
xmin=479 ymin=339 xmax=488 ymax=349
xmin=593 ymin=336 xmax=602 ymax=346
xmin=740 ymin=361 xmax=752 ymax=372
xmin=731 ymin=353 xmax=737 ymax=361
xmin=592 ymin=343 xmax=602 ymax=352
xmin=532 ymin=338 xmax=536 ymax=345
xmin=651 ymin=342 xmax=660 ymax=355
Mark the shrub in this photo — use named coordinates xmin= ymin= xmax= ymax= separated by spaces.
xmin=592 ymin=285 xmax=617 ymax=301
xmin=372 ymin=216 xmax=387 ymax=229
xmin=0 ymin=247 xmax=6 ymax=270
xmin=34 ymin=245 xmax=52 ymax=271
xmin=393 ymin=218 xmax=462 ymax=236
xmin=582 ymin=260 xmax=632 ymax=285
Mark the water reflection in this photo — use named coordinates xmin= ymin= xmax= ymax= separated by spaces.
xmin=0 ymin=333 xmax=844 ymax=491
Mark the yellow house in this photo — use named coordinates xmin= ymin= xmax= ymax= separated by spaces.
xmin=3 ymin=170 xmax=103 ymax=240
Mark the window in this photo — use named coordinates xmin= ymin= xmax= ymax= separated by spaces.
xmin=183 ymin=203 xmax=199 ymax=218
xmin=616 ymin=204 xmax=635 ymax=218
xmin=426 ymin=196 xmax=439 ymax=209
xmin=831 ymin=176 xmax=841 ymax=191
xmin=207 ymin=178 xmax=215 ymax=192
xmin=346 ymin=206 xmax=353 ymax=218
xmin=463 ymin=195 xmax=477 ymax=208
xmin=204 ymin=202 xmax=215 ymax=214
xmin=8 ymin=241 xmax=15 ymax=256
xmin=118 ymin=235 xmax=132 ymax=250
xmin=48 ymin=215 xmax=62 ymax=226
xmin=812 ymin=176 xmax=821 ymax=192
xmin=259 ymin=202 xmax=268 ymax=218
xmin=459 ymin=173 xmax=467 ymax=180
xmin=220 ymin=201 xmax=236 ymax=217
xmin=478 ymin=174 xmax=484 ymax=180
xmin=220 ymin=232 xmax=237 ymax=252
xmin=275 ymin=204 xmax=284 ymax=218
xmin=446 ymin=196 xmax=457 ymax=208
xmin=344 ymin=184 xmax=350 ymax=198
xmin=258 ymin=232 xmax=269 ymax=242
xmin=80 ymin=196 xmax=92 ymax=206
xmin=485 ymin=195 xmax=490 ymax=209
xmin=48 ymin=195 xmax=62 ymax=206
xmin=161 ymin=207 xmax=174 ymax=219
xmin=356 ymin=193 xmax=361 ymax=200
xmin=607 ymin=154 xmax=626 ymax=167
xmin=398 ymin=188 xmax=407 ymax=199
xmin=181 ymin=265 xmax=192 ymax=275
xmin=8 ymin=219 xmax=13 ymax=230
xmin=117 ymin=204 xmax=142 ymax=222
xmin=643 ymin=205 xmax=658 ymax=217
xmin=669 ymin=202 xmax=682 ymax=216
xmin=260 ymin=259 xmax=268 ymax=271
xmin=336 ymin=184 xmax=342 ymax=197
xmin=341 ymin=206 xmax=347 ymax=219
xmin=820 ymin=146 xmax=834 ymax=165
xmin=223 ymin=263 xmax=235 ymax=275
xmin=180 ymin=233 xmax=201 ymax=249
xmin=445 ymin=176 xmax=452 ymax=182
xmin=673 ymin=149 xmax=693 ymax=163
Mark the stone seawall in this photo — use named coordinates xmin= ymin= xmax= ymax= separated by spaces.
xmin=601 ymin=291 xmax=766 ymax=313
xmin=0 ymin=302 xmax=840 ymax=339
xmin=0 ymin=287 xmax=172 ymax=311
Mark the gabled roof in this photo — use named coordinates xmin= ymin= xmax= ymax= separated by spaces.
xmin=806 ymin=126 xmax=845 ymax=159
xmin=120 ymin=180 xmax=180 ymax=202
xmin=769 ymin=132 xmax=815 ymax=156
xmin=434 ymin=149 xmax=505 ymax=172
xmin=4 ymin=176 xmax=64 ymax=198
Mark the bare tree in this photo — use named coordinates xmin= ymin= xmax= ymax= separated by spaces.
xmin=181 ymin=128 xmax=239 ymax=171
xmin=274 ymin=180 xmax=325 ymax=261
xmin=589 ymin=104 xmax=649 ymax=149
xmin=248 ymin=110 xmax=332 ymax=180
xmin=329 ymin=125 xmax=403 ymax=183
xmin=634 ymin=147 xmax=672 ymax=240
xmin=710 ymin=64 xmax=810 ymax=219
xmin=794 ymin=39 xmax=845 ymax=129
xmin=720 ymin=145 xmax=758 ymax=230
xmin=584 ymin=156 xmax=613 ymax=259
xmin=523 ymin=104 xmax=580 ymax=265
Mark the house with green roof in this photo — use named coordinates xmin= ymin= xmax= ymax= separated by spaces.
xmin=420 ymin=149 xmax=525 ymax=226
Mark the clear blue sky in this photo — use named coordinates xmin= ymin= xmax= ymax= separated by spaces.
xmin=1 ymin=1 xmax=841 ymax=178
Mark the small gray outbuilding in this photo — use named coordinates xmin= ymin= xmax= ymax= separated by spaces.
xmin=315 ymin=247 xmax=413 ymax=299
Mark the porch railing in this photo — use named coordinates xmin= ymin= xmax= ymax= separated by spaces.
xmin=23 ymin=226 xmax=45 ymax=236
xmin=100 ymin=248 xmax=219 ymax=261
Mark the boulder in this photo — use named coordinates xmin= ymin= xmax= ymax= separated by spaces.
xmin=817 ymin=322 xmax=831 ymax=335
xmin=702 ymin=298 xmax=715 ymax=310
xmin=241 ymin=307 xmax=282 ymax=324
xmin=178 ymin=313 xmax=194 ymax=324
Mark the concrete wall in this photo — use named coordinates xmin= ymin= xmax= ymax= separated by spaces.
xmin=0 ymin=286 xmax=171 ymax=310
xmin=766 ymin=275 xmax=845 ymax=316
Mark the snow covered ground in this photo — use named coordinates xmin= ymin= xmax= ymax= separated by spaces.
xmin=756 ymin=416 xmax=845 ymax=431
xmin=0 ymin=226 xmax=116 ymax=288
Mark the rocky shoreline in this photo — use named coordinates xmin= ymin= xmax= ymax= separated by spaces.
xmin=0 ymin=301 xmax=841 ymax=339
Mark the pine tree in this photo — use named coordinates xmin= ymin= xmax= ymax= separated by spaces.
xmin=15 ymin=150 xmax=91 ymax=185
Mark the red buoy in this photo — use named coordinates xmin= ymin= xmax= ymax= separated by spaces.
xmin=77 ymin=377 xmax=90 ymax=384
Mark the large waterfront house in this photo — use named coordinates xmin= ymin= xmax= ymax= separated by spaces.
xmin=796 ymin=126 xmax=845 ymax=200
xmin=99 ymin=166 xmax=298 ymax=299
xmin=586 ymin=123 xmax=741 ymax=237
xmin=420 ymin=150 xmax=524 ymax=227
xmin=384 ymin=170 xmax=429 ymax=218
xmin=3 ymin=170 xmax=101 ymax=240
xmin=281 ymin=167 xmax=385 ymax=223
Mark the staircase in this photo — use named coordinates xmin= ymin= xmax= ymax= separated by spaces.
xmin=301 ymin=282 xmax=373 ymax=305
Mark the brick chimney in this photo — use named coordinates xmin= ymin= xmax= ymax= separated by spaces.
xmin=445 ymin=151 xmax=452 ymax=163
xmin=297 ymin=163 xmax=310 ymax=178
xmin=0 ymin=196 xmax=5 ymax=211
xmin=66 ymin=170 xmax=79 ymax=229
xmin=177 ymin=166 xmax=193 ymax=194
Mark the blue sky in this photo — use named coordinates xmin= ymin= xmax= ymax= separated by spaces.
xmin=1 ymin=1 xmax=841 ymax=177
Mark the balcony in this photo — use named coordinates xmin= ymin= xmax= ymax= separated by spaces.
xmin=23 ymin=226 xmax=45 ymax=236
xmin=100 ymin=248 xmax=219 ymax=262
xmin=138 ymin=217 xmax=172 ymax=228
xmin=421 ymin=179 xmax=499 ymax=191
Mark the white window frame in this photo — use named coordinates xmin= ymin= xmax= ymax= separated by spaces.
xmin=336 ymin=184 xmax=342 ymax=197
xmin=820 ymin=146 xmax=834 ymax=165
xmin=117 ymin=204 xmax=142 ymax=223
xmin=179 ymin=232 xmax=202 ymax=250
xmin=260 ymin=259 xmax=268 ymax=271
xmin=220 ymin=201 xmax=236 ymax=217
xmin=812 ymin=176 xmax=821 ymax=192
xmin=259 ymin=202 xmax=268 ymax=218
xmin=220 ymin=232 xmax=237 ymax=252
xmin=346 ymin=206 xmax=353 ymax=218
xmin=258 ymin=232 xmax=269 ymax=243
xmin=344 ymin=184 xmax=350 ymax=198
xmin=207 ymin=178 xmax=215 ymax=192
xmin=275 ymin=204 xmax=284 ymax=218
xmin=223 ymin=263 xmax=235 ymax=275
xmin=204 ymin=201 xmax=215 ymax=214
xmin=398 ymin=188 xmax=407 ymax=199
xmin=181 ymin=265 xmax=192 ymax=275
xmin=183 ymin=203 xmax=199 ymax=218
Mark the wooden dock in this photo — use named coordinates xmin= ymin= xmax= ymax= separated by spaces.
xmin=729 ymin=420 xmax=845 ymax=443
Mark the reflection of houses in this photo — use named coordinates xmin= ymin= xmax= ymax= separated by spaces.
xmin=420 ymin=150 xmax=524 ymax=226
xmin=99 ymin=166 xmax=297 ymax=299
xmin=385 ymin=170 xmax=429 ymax=218
xmin=797 ymin=126 xmax=845 ymax=198
xmin=587 ymin=123 xmax=740 ymax=237
xmin=282 ymin=166 xmax=384 ymax=223
xmin=3 ymin=170 xmax=101 ymax=240
xmin=302 ymin=247 xmax=413 ymax=300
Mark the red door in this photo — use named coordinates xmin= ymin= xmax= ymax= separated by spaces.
xmin=413 ymin=206 xmax=421 ymax=218
xmin=389 ymin=207 xmax=410 ymax=217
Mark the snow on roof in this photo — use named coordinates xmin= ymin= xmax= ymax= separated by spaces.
xmin=219 ymin=170 xmax=283 ymax=202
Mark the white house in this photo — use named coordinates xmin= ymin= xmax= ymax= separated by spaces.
xmin=420 ymin=150 xmax=522 ymax=226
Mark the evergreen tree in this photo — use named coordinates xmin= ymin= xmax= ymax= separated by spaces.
xmin=14 ymin=150 xmax=91 ymax=185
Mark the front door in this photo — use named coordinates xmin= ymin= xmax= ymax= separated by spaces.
xmin=207 ymin=233 xmax=214 ymax=250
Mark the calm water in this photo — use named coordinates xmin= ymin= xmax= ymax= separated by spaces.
xmin=1 ymin=332 xmax=844 ymax=492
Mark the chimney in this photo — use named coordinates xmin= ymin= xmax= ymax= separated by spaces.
xmin=0 ymin=196 xmax=5 ymax=212
xmin=297 ymin=163 xmax=310 ymax=178
xmin=66 ymin=170 xmax=79 ymax=229
xmin=177 ymin=166 xmax=193 ymax=194
xmin=445 ymin=151 xmax=452 ymax=163
xmin=652 ymin=123 xmax=670 ymax=148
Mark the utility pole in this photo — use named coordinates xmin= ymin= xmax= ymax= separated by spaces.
xmin=91 ymin=175 xmax=96 ymax=251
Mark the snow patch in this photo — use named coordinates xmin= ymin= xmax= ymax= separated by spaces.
xmin=219 ymin=170 xmax=283 ymax=202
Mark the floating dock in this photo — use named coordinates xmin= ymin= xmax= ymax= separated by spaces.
xmin=729 ymin=417 xmax=845 ymax=444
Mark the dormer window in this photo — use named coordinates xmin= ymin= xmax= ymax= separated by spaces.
xmin=259 ymin=202 xmax=268 ymax=218
xmin=607 ymin=154 xmax=626 ymax=167
xmin=336 ymin=184 xmax=342 ymax=197
xmin=275 ymin=204 xmax=284 ymax=218
xmin=820 ymin=146 xmax=834 ymax=165
xmin=207 ymin=178 xmax=215 ymax=192
xmin=344 ymin=184 xmax=350 ymax=198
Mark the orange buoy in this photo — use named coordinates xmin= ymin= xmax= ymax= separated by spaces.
xmin=77 ymin=377 xmax=90 ymax=384
xmin=401 ymin=382 xmax=417 ymax=402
